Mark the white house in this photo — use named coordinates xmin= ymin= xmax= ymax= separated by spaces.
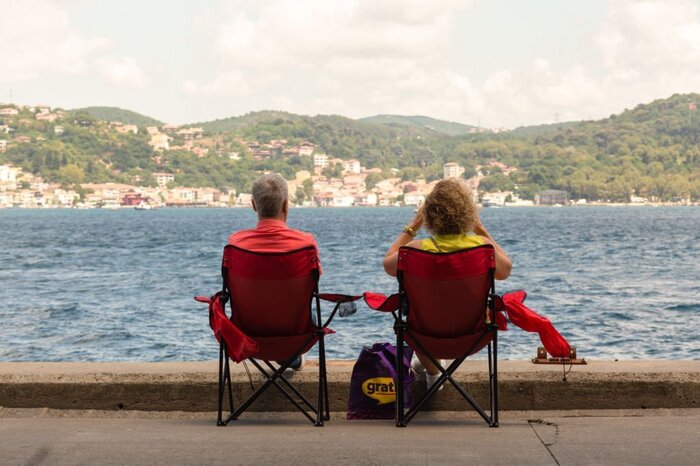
xmin=403 ymin=192 xmax=426 ymax=206
xmin=313 ymin=153 xmax=329 ymax=168
xmin=343 ymin=159 xmax=361 ymax=174
xmin=355 ymin=192 xmax=378 ymax=206
xmin=443 ymin=162 xmax=465 ymax=179
xmin=152 ymin=172 xmax=175 ymax=188
xmin=237 ymin=193 xmax=253 ymax=206
xmin=332 ymin=194 xmax=355 ymax=207
xmin=171 ymin=187 xmax=197 ymax=203
xmin=149 ymin=133 xmax=172 ymax=151
xmin=0 ymin=164 xmax=20 ymax=183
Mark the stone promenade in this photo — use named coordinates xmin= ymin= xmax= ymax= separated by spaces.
xmin=0 ymin=408 xmax=698 ymax=465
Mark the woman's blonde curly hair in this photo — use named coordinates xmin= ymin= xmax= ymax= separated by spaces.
xmin=422 ymin=178 xmax=478 ymax=235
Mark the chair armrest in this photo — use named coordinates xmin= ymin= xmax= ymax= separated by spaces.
xmin=363 ymin=292 xmax=400 ymax=313
xmin=318 ymin=293 xmax=361 ymax=303
xmin=489 ymin=293 xmax=505 ymax=312
xmin=317 ymin=294 xmax=361 ymax=325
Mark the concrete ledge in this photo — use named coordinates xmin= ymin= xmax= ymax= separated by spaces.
xmin=1 ymin=360 xmax=698 ymax=412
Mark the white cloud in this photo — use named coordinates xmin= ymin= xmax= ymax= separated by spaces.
xmin=468 ymin=0 xmax=700 ymax=127
xmin=593 ymin=0 xmax=700 ymax=110
xmin=211 ymin=0 xmax=464 ymax=64
xmin=0 ymin=0 xmax=109 ymax=82
xmin=0 ymin=0 xmax=150 ymax=90
xmin=597 ymin=0 xmax=700 ymax=69
xmin=183 ymin=71 xmax=248 ymax=95
xmin=95 ymin=57 xmax=150 ymax=88
xmin=11 ymin=0 xmax=691 ymax=127
xmin=184 ymin=0 xmax=481 ymax=122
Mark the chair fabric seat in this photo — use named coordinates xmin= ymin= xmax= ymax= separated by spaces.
xmin=251 ymin=328 xmax=334 ymax=361
xmin=404 ymin=328 xmax=493 ymax=360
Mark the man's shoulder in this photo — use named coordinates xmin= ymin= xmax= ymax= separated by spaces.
xmin=285 ymin=227 xmax=318 ymax=248
xmin=227 ymin=226 xmax=317 ymax=251
xmin=227 ymin=228 xmax=256 ymax=245
xmin=288 ymin=226 xmax=316 ymax=239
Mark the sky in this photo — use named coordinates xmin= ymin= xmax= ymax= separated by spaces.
xmin=2 ymin=0 xmax=700 ymax=128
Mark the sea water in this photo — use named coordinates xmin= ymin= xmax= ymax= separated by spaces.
xmin=0 ymin=206 xmax=698 ymax=361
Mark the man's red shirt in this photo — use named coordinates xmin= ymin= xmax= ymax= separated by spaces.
xmin=227 ymin=218 xmax=322 ymax=274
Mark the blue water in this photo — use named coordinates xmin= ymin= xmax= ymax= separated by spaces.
xmin=0 ymin=206 xmax=698 ymax=361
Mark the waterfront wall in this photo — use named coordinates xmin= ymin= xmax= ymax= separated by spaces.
xmin=1 ymin=360 xmax=697 ymax=412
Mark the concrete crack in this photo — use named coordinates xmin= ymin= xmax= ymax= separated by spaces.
xmin=528 ymin=418 xmax=561 ymax=465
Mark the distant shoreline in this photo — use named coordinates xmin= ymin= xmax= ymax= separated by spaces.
xmin=0 ymin=203 xmax=697 ymax=210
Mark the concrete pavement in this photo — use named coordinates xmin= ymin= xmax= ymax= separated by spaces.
xmin=0 ymin=408 xmax=698 ymax=465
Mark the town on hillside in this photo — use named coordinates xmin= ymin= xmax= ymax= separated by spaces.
xmin=0 ymin=103 xmax=695 ymax=208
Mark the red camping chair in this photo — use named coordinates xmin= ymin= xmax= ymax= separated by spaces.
xmin=364 ymin=244 xmax=504 ymax=427
xmin=197 ymin=245 xmax=360 ymax=427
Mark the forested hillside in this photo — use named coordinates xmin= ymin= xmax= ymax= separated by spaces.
xmin=359 ymin=114 xmax=479 ymax=136
xmin=1 ymin=94 xmax=699 ymax=200
xmin=72 ymin=107 xmax=162 ymax=126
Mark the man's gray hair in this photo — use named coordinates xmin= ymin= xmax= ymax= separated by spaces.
xmin=252 ymin=173 xmax=288 ymax=218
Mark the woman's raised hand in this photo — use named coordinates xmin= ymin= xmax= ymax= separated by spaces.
xmin=409 ymin=205 xmax=424 ymax=231
xmin=473 ymin=216 xmax=487 ymax=236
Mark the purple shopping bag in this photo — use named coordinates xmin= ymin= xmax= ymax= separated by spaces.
xmin=347 ymin=342 xmax=415 ymax=420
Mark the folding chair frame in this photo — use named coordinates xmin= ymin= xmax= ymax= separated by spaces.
xmin=214 ymin=251 xmax=349 ymax=427
xmin=394 ymin=264 xmax=500 ymax=428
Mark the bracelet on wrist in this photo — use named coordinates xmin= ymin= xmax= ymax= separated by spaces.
xmin=402 ymin=225 xmax=417 ymax=237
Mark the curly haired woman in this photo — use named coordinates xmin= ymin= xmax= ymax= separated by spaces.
xmin=382 ymin=177 xmax=512 ymax=388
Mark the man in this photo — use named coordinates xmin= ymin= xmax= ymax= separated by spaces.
xmin=229 ymin=173 xmax=320 ymax=258
xmin=228 ymin=173 xmax=321 ymax=369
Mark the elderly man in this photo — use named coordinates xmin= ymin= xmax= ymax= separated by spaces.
xmin=227 ymin=173 xmax=321 ymax=370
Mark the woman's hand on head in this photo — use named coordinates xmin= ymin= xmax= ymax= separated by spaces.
xmin=473 ymin=217 xmax=487 ymax=236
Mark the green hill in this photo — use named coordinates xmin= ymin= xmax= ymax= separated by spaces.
xmin=1 ymin=94 xmax=699 ymax=201
xmin=72 ymin=106 xmax=162 ymax=126
xmin=359 ymin=114 xmax=479 ymax=136
xmin=194 ymin=110 xmax=305 ymax=133
xmin=510 ymin=121 xmax=581 ymax=137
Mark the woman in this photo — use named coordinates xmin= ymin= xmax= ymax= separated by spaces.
xmin=382 ymin=178 xmax=512 ymax=388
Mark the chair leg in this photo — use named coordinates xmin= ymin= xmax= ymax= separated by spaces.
xmin=488 ymin=342 xmax=494 ymax=425
xmin=402 ymin=330 xmax=495 ymax=427
xmin=261 ymin=360 xmax=317 ymax=413
xmin=324 ymin=371 xmax=330 ymax=421
xmin=221 ymin=336 xmax=324 ymax=426
xmin=322 ymin=349 xmax=330 ymax=421
xmin=491 ymin=329 xmax=499 ymax=427
xmin=396 ymin=326 xmax=406 ymax=427
xmin=217 ymin=342 xmax=226 ymax=426
xmin=316 ymin=334 xmax=326 ymax=426
xmin=224 ymin=354 xmax=234 ymax=418
xmin=226 ymin=358 xmax=316 ymax=425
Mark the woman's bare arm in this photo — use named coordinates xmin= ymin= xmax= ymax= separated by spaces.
xmin=474 ymin=219 xmax=512 ymax=280
xmin=383 ymin=209 xmax=423 ymax=276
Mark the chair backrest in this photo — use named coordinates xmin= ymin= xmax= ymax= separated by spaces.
xmin=397 ymin=245 xmax=495 ymax=338
xmin=222 ymin=245 xmax=319 ymax=337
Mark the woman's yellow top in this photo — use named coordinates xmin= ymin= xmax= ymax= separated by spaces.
xmin=420 ymin=233 xmax=484 ymax=253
